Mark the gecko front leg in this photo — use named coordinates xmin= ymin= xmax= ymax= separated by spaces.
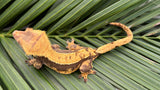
xmin=79 ymin=59 xmax=96 ymax=82
xmin=26 ymin=58 xmax=42 ymax=69
xmin=66 ymin=39 xmax=84 ymax=51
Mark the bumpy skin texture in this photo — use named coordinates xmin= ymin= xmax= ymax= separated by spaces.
xmin=12 ymin=22 xmax=133 ymax=82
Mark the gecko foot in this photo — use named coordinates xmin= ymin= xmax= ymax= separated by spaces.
xmin=79 ymin=70 xmax=96 ymax=82
xmin=66 ymin=39 xmax=83 ymax=50
xmin=66 ymin=39 xmax=75 ymax=50
xmin=25 ymin=59 xmax=42 ymax=69
xmin=79 ymin=73 xmax=88 ymax=82
xmin=25 ymin=59 xmax=36 ymax=65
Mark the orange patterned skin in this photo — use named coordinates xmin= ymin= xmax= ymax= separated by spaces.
xmin=12 ymin=22 xmax=133 ymax=82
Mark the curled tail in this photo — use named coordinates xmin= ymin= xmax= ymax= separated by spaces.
xmin=96 ymin=22 xmax=133 ymax=54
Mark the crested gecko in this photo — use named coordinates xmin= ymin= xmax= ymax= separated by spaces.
xmin=12 ymin=22 xmax=133 ymax=82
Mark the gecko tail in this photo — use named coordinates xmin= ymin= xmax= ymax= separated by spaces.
xmin=96 ymin=22 xmax=133 ymax=54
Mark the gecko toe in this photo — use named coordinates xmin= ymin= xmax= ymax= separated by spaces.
xmin=90 ymin=70 xmax=96 ymax=74
xmin=79 ymin=73 xmax=88 ymax=82
xmin=84 ymin=78 xmax=88 ymax=83
xmin=25 ymin=60 xmax=32 ymax=65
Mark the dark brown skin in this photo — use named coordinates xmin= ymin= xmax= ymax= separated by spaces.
xmin=13 ymin=22 xmax=133 ymax=82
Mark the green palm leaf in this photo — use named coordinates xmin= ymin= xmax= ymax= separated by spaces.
xmin=0 ymin=0 xmax=160 ymax=89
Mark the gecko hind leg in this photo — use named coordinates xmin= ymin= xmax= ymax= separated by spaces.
xmin=25 ymin=58 xmax=42 ymax=69
xmin=66 ymin=39 xmax=84 ymax=50
xmin=79 ymin=59 xmax=96 ymax=82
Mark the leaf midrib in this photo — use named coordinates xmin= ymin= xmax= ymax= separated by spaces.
xmin=0 ymin=33 xmax=159 ymax=40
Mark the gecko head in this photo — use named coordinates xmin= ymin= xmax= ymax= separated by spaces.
xmin=12 ymin=28 xmax=42 ymax=46
xmin=13 ymin=28 xmax=33 ymax=44
xmin=12 ymin=28 xmax=47 ymax=55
